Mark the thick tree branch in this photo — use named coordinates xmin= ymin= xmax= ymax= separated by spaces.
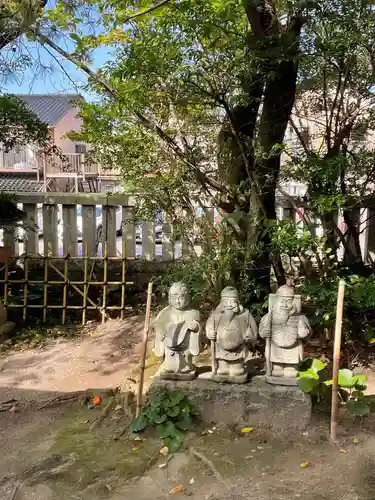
xmin=122 ymin=0 xmax=171 ymax=23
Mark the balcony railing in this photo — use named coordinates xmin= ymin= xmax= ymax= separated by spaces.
xmin=0 ymin=149 xmax=120 ymax=179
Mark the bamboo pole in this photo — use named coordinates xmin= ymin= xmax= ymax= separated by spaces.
xmin=136 ymin=281 xmax=153 ymax=418
xmin=330 ymin=279 xmax=346 ymax=442
xmin=23 ymin=256 xmax=28 ymax=322
xmin=121 ymin=237 xmax=126 ymax=320
xmin=82 ymin=242 xmax=89 ymax=325
xmin=43 ymin=256 xmax=48 ymax=323
xmin=4 ymin=259 xmax=8 ymax=311
xmin=102 ymin=241 xmax=108 ymax=324
xmin=62 ymin=255 xmax=68 ymax=325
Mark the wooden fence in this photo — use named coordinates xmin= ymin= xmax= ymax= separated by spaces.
xmin=0 ymin=192 xmax=182 ymax=261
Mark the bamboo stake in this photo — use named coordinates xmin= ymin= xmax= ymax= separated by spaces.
xmin=102 ymin=241 xmax=108 ymax=324
xmin=330 ymin=279 xmax=346 ymax=442
xmin=4 ymin=259 xmax=8 ymax=311
xmin=136 ymin=281 xmax=153 ymax=418
xmin=82 ymin=242 xmax=88 ymax=325
xmin=43 ymin=256 xmax=48 ymax=323
xmin=121 ymin=237 xmax=126 ymax=320
xmin=23 ymin=256 xmax=28 ymax=322
xmin=62 ymin=255 xmax=68 ymax=325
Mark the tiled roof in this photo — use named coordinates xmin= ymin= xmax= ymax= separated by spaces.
xmin=0 ymin=177 xmax=44 ymax=192
xmin=15 ymin=94 xmax=83 ymax=126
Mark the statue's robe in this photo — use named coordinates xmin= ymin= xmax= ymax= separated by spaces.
xmin=153 ymin=306 xmax=200 ymax=372
xmin=259 ymin=313 xmax=311 ymax=365
xmin=206 ymin=308 xmax=257 ymax=361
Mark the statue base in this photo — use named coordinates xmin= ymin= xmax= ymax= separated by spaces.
xmin=265 ymin=375 xmax=299 ymax=387
xmin=156 ymin=370 xmax=196 ymax=381
xmin=148 ymin=376 xmax=311 ymax=434
xmin=199 ymin=371 xmax=247 ymax=384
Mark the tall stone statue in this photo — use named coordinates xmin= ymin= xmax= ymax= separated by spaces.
xmin=205 ymin=287 xmax=258 ymax=383
xmin=153 ymin=282 xmax=201 ymax=380
xmin=259 ymin=285 xmax=311 ymax=386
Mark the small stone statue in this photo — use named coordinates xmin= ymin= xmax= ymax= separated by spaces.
xmin=259 ymin=285 xmax=311 ymax=386
xmin=205 ymin=287 xmax=258 ymax=383
xmin=153 ymin=282 xmax=201 ymax=380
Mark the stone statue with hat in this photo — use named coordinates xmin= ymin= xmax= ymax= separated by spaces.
xmin=205 ymin=287 xmax=258 ymax=383
xmin=259 ymin=284 xmax=311 ymax=385
xmin=153 ymin=282 xmax=201 ymax=380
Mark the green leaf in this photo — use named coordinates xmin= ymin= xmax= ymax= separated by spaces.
xmin=69 ymin=33 xmax=81 ymax=42
xmin=352 ymin=375 xmax=366 ymax=387
xmin=311 ymin=359 xmax=326 ymax=373
xmin=167 ymin=406 xmax=180 ymax=418
xmin=346 ymin=400 xmax=370 ymax=417
xmin=131 ymin=415 xmax=147 ymax=433
xmin=165 ymin=391 xmax=185 ymax=407
xmin=164 ymin=435 xmax=183 ymax=453
xmin=153 ymin=413 xmax=167 ymax=424
xmin=351 ymin=390 xmax=365 ymax=399
xmin=150 ymin=395 xmax=163 ymax=408
xmin=156 ymin=421 xmax=176 ymax=439
xmin=338 ymin=369 xmax=355 ymax=388
xmin=299 ymin=377 xmax=319 ymax=393
xmin=298 ymin=368 xmax=319 ymax=380
xmin=175 ymin=413 xmax=193 ymax=431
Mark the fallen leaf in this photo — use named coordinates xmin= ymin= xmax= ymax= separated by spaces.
xmin=170 ymin=484 xmax=185 ymax=494
xmin=300 ymin=461 xmax=312 ymax=468
xmin=131 ymin=444 xmax=137 ymax=451
xmin=369 ymin=338 xmax=375 ymax=344
xmin=134 ymin=436 xmax=143 ymax=442
xmin=207 ymin=430 xmax=214 ymax=434
xmin=160 ymin=446 xmax=169 ymax=456
xmin=353 ymin=437 xmax=360 ymax=444
xmin=92 ymin=395 xmax=101 ymax=406
xmin=241 ymin=427 xmax=254 ymax=434
xmin=339 ymin=449 xmax=347 ymax=454
xmin=158 ymin=463 xmax=167 ymax=470
xmin=257 ymin=446 xmax=264 ymax=450
xmin=189 ymin=478 xmax=195 ymax=485
xmin=114 ymin=404 xmax=122 ymax=411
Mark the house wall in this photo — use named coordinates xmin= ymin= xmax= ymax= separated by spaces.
xmin=53 ymin=107 xmax=84 ymax=154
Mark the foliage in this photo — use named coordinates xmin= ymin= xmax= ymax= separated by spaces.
xmin=298 ymin=274 xmax=375 ymax=343
xmin=131 ymin=391 xmax=197 ymax=452
xmin=298 ymin=358 xmax=370 ymax=417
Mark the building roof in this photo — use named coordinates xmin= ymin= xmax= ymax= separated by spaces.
xmin=0 ymin=177 xmax=45 ymax=192
xmin=15 ymin=94 xmax=83 ymax=126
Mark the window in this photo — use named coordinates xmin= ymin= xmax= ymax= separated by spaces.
xmin=75 ymin=144 xmax=87 ymax=154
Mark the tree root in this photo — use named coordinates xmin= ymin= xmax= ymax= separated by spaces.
xmin=189 ymin=446 xmax=229 ymax=489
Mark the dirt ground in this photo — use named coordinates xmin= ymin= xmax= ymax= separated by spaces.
xmin=1 ymin=318 xmax=375 ymax=500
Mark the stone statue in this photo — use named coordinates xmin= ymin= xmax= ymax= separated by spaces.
xmin=153 ymin=282 xmax=201 ymax=380
xmin=205 ymin=287 xmax=258 ymax=383
xmin=259 ymin=285 xmax=311 ymax=386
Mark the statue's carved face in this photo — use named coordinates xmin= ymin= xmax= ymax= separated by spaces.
xmin=277 ymin=296 xmax=294 ymax=312
xmin=170 ymin=289 xmax=188 ymax=310
xmin=222 ymin=297 xmax=239 ymax=313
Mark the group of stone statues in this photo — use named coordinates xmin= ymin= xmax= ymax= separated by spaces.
xmin=153 ymin=282 xmax=311 ymax=386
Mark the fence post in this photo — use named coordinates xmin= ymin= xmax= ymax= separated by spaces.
xmin=102 ymin=205 xmax=117 ymax=256
xmin=62 ymin=204 xmax=78 ymax=256
xmin=43 ymin=204 xmax=58 ymax=256
xmin=23 ymin=203 xmax=38 ymax=254
xmin=82 ymin=205 xmax=97 ymax=257
xmin=162 ymin=215 xmax=173 ymax=261
xmin=122 ymin=206 xmax=135 ymax=259
xmin=142 ymin=221 xmax=155 ymax=260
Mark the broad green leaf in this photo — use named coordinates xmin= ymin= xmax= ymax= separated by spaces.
xmin=299 ymin=377 xmax=319 ymax=393
xmin=311 ymin=359 xmax=326 ymax=373
xmin=150 ymin=395 xmax=163 ymax=408
xmin=352 ymin=375 xmax=366 ymax=387
xmin=166 ymin=391 xmax=185 ymax=407
xmin=131 ymin=415 xmax=147 ymax=433
xmin=156 ymin=421 xmax=176 ymax=439
xmin=164 ymin=436 xmax=183 ymax=453
xmin=338 ymin=369 xmax=355 ymax=388
xmin=152 ymin=413 xmax=167 ymax=424
xmin=175 ymin=413 xmax=193 ymax=431
xmin=298 ymin=368 xmax=319 ymax=380
xmin=346 ymin=400 xmax=370 ymax=417
xmin=167 ymin=406 xmax=180 ymax=418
